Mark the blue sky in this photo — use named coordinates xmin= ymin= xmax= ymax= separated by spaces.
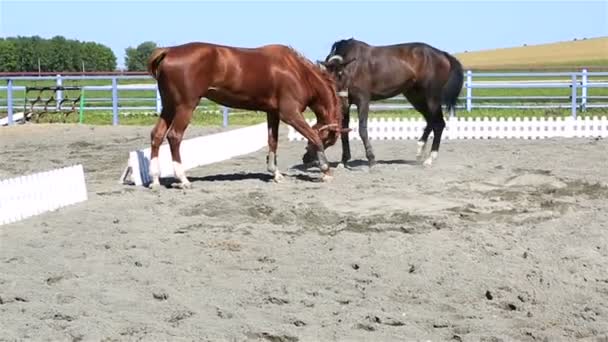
xmin=1 ymin=0 xmax=606 ymax=69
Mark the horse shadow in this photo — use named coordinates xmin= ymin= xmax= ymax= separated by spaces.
xmin=157 ymin=158 xmax=418 ymax=187
xmin=158 ymin=171 xmax=321 ymax=187
xmin=290 ymin=158 xmax=418 ymax=171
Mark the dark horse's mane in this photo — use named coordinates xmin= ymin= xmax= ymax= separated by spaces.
xmin=328 ymin=37 xmax=365 ymax=56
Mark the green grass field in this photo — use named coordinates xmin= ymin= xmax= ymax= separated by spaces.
xmin=12 ymin=106 xmax=606 ymax=127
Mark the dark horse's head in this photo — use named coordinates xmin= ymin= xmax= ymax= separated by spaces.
xmin=316 ymin=38 xmax=358 ymax=112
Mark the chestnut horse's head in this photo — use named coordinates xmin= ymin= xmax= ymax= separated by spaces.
xmin=301 ymin=77 xmax=351 ymax=166
xmin=299 ymin=52 xmax=358 ymax=166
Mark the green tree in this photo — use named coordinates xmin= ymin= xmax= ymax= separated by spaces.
xmin=94 ymin=43 xmax=117 ymax=71
xmin=0 ymin=39 xmax=19 ymax=71
xmin=0 ymin=35 xmax=117 ymax=72
xmin=125 ymin=41 xmax=158 ymax=71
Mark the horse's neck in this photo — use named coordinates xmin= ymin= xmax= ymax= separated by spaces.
xmin=312 ymin=90 xmax=337 ymax=124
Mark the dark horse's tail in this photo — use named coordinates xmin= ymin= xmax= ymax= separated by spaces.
xmin=441 ymin=52 xmax=464 ymax=113
xmin=147 ymin=47 xmax=170 ymax=80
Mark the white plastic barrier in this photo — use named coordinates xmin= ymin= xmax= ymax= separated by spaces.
xmin=287 ymin=116 xmax=608 ymax=141
xmin=121 ymin=123 xmax=268 ymax=186
xmin=0 ymin=164 xmax=88 ymax=226
xmin=0 ymin=112 xmax=26 ymax=126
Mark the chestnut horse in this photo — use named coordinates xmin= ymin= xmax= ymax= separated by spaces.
xmin=318 ymin=38 xmax=464 ymax=168
xmin=146 ymin=42 xmax=346 ymax=189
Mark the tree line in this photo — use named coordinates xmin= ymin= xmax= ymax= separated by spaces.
xmin=0 ymin=35 xmax=117 ymax=72
xmin=0 ymin=35 xmax=162 ymax=73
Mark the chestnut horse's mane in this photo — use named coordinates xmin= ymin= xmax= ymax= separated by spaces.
xmin=286 ymin=45 xmax=340 ymax=104
xmin=288 ymin=46 xmax=343 ymax=125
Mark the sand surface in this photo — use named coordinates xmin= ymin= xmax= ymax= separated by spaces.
xmin=1 ymin=123 xmax=607 ymax=341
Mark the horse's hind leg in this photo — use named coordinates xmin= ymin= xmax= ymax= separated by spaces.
xmin=266 ymin=111 xmax=283 ymax=182
xmin=423 ymin=96 xmax=446 ymax=167
xmin=149 ymin=106 xmax=175 ymax=189
xmin=166 ymin=104 xmax=196 ymax=188
xmin=405 ymin=92 xmax=432 ymax=161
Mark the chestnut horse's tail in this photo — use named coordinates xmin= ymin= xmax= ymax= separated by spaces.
xmin=441 ymin=52 xmax=464 ymax=113
xmin=147 ymin=47 xmax=170 ymax=80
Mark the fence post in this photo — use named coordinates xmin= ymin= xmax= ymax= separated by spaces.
xmin=222 ymin=106 xmax=229 ymax=127
xmin=112 ymin=77 xmax=118 ymax=125
xmin=156 ymin=87 xmax=162 ymax=113
xmin=466 ymin=70 xmax=472 ymax=112
xmin=581 ymin=68 xmax=587 ymax=112
xmin=56 ymin=74 xmax=62 ymax=111
xmin=571 ymin=74 xmax=577 ymax=119
xmin=7 ymin=79 xmax=13 ymax=125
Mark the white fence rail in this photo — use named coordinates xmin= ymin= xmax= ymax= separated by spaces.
xmin=288 ymin=116 xmax=608 ymax=141
xmin=0 ymin=164 xmax=88 ymax=226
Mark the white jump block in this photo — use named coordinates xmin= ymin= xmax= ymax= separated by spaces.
xmin=0 ymin=112 xmax=26 ymax=126
xmin=0 ymin=164 xmax=88 ymax=226
xmin=121 ymin=123 xmax=268 ymax=186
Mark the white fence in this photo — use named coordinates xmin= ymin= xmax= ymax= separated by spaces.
xmin=121 ymin=123 xmax=268 ymax=186
xmin=0 ymin=164 xmax=88 ymax=226
xmin=287 ymin=116 xmax=608 ymax=141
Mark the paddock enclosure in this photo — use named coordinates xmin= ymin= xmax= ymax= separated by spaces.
xmin=1 ymin=122 xmax=607 ymax=341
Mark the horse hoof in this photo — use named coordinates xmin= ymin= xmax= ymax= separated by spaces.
xmin=336 ymin=162 xmax=345 ymax=169
xmin=273 ymin=172 xmax=285 ymax=183
xmin=149 ymin=182 xmax=161 ymax=191
xmin=321 ymin=173 xmax=334 ymax=182
xmin=423 ymin=158 xmax=434 ymax=168
xmin=174 ymin=181 xmax=192 ymax=189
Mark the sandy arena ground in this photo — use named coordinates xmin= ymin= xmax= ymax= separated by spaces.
xmin=1 ymin=123 xmax=607 ymax=342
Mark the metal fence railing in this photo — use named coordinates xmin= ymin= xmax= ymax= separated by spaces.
xmin=1 ymin=70 xmax=607 ymax=126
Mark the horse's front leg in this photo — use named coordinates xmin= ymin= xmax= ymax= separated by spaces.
xmin=356 ymin=98 xmax=376 ymax=167
xmin=266 ymin=111 xmax=283 ymax=182
xmin=339 ymin=103 xmax=352 ymax=168
xmin=149 ymin=107 xmax=174 ymax=190
xmin=166 ymin=107 xmax=194 ymax=189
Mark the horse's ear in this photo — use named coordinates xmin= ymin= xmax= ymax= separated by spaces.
xmin=316 ymin=60 xmax=327 ymax=71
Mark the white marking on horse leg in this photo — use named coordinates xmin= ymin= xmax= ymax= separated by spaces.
xmin=423 ymin=151 xmax=438 ymax=167
xmin=321 ymin=172 xmax=334 ymax=182
xmin=173 ymin=161 xmax=191 ymax=188
xmin=416 ymin=141 xmax=426 ymax=159
xmin=273 ymin=169 xmax=284 ymax=183
xmin=149 ymin=157 xmax=161 ymax=188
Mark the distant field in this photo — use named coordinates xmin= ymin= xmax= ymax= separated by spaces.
xmin=454 ymin=36 xmax=608 ymax=71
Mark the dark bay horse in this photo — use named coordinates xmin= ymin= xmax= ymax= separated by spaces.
xmin=317 ymin=38 xmax=464 ymax=167
xmin=146 ymin=42 xmax=346 ymax=189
